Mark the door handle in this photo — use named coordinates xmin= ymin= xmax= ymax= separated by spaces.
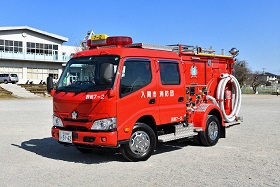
xmin=149 ymin=98 xmax=156 ymax=104
xmin=178 ymin=97 xmax=184 ymax=102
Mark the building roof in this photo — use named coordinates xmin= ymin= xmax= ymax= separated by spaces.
xmin=0 ymin=26 xmax=68 ymax=42
xmin=257 ymin=72 xmax=277 ymax=77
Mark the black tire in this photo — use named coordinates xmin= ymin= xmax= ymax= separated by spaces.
xmin=76 ymin=147 xmax=94 ymax=153
xmin=199 ymin=115 xmax=220 ymax=146
xmin=4 ymin=80 xmax=8 ymax=84
xmin=120 ymin=123 xmax=156 ymax=162
xmin=192 ymin=135 xmax=202 ymax=146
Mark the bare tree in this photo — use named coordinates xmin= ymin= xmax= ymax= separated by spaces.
xmin=72 ymin=40 xmax=86 ymax=53
xmin=233 ymin=59 xmax=252 ymax=87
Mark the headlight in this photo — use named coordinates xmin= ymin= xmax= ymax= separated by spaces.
xmin=53 ymin=115 xmax=64 ymax=127
xmin=91 ymin=117 xmax=116 ymax=131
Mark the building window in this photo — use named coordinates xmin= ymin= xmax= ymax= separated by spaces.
xmin=0 ymin=39 xmax=23 ymax=52
xmin=26 ymin=42 xmax=58 ymax=55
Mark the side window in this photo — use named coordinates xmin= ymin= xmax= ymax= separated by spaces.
xmin=120 ymin=59 xmax=151 ymax=97
xmin=159 ymin=61 xmax=180 ymax=85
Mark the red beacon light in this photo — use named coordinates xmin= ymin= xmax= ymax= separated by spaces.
xmin=86 ymin=34 xmax=133 ymax=48
xmin=106 ymin=36 xmax=132 ymax=46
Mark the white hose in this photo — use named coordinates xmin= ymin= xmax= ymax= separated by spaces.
xmin=206 ymin=95 xmax=218 ymax=106
xmin=216 ymin=74 xmax=242 ymax=122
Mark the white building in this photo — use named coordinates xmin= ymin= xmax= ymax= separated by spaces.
xmin=0 ymin=26 xmax=79 ymax=84
xmin=257 ymin=72 xmax=278 ymax=84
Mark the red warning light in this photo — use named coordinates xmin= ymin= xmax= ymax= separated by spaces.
xmin=106 ymin=36 xmax=132 ymax=46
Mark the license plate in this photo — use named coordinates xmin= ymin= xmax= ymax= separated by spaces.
xmin=59 ymin=130 xmax=72 ymax=143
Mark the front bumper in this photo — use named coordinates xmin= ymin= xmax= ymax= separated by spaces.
xmin=51 ymin=126 xmax=118 ymax=147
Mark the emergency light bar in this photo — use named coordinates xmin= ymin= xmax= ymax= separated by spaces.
xmin=106 ymin=36 xmax=132 ymax=46
xmin=87 ymin=34 xmax=132 ymax=48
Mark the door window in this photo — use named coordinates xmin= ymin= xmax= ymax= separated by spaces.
xmin=120 ymin=59 xmax=151 ymax=97
xmin=159 ymin=61 xmax=180 ymax=85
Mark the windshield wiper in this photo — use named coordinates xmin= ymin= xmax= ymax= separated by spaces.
xmin=74 ymin=85 xmax=96 ymax=94
xmin=74 ymin=84 xmax=110 ymax=94
xmin=56 ymin=84 xmax=81 ymax=92
xmin=57 ymin=83 xmax=110 ymax=94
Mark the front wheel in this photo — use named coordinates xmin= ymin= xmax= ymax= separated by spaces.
xmin=199 ymin=115 xmax=220 ymax=146
xmin=120 ymin=123 xmax=156 ymax=162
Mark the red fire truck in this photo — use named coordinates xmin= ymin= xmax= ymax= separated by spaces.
xmin=47 ymin=33 xmax=241 ymax=161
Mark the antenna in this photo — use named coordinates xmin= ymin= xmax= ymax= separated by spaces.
xmin=262 ymin=68 xmax=266 ymax=75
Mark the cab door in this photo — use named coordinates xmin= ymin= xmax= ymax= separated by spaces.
xmin=157 ymin=60 xmax=186 ymax=124
xmin=116 ymin=58 xmax=159 ymax=140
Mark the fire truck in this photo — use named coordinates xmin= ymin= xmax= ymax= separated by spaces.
xmin=47 ymin=33 xmax=241 ymax=161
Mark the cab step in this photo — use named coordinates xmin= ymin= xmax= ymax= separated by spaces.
xmin=225 ymin=116 xmax=243 ymax=127
xmin=225 ymin=122 xmax=240 ymax=127
xmin=158 ymin=123 xmax=197 ymax=142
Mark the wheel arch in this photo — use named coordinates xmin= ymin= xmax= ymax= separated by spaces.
xmin=136 ymin=115 xmax=157 ymax=134
xmin=120 ymin=117 xmax=157 ymax=161
xmin=193 ymin=104 xmax=224 ymax=131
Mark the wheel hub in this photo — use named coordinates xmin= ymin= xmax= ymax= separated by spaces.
xmin=208 ymin=121 xmax=218 ymax=140
xmin=129 ymin=131 xmax=150 ymax=155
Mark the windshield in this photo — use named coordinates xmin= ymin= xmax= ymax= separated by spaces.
xmin=56 ymin=55 xmax=120 ymax=93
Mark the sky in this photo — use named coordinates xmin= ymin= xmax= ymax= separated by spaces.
xmin=1 ymin=0 xmax=280 ymax=74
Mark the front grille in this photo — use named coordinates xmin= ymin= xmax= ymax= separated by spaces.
xmin=64 ymin=118 xmax=91 ymax=122
xmin=64 ymin=125 xmax=88 ymax=131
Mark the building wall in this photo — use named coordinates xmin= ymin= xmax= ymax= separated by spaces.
xmin=62 ymin=45 xmax=81 ymax=57
xmin=0 ymin=59 xmax=62 ymax=84
xmin=257 ymin=74 xmax=278 ymax=84
xmin=0 ymin=29 xmax=64 ymax=55
xmin=0 ymin=27 xmax=78 ymax=84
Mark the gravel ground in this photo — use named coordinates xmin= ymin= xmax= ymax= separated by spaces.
xmin=0 ymin=95 xmax=279 ymax=187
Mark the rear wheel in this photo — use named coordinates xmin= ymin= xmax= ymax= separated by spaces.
xmin=4 ymin=80 xmax=8 ymax=84
xmin=199 ymin=115 xmax=220 ymax=146
xmin=120 ymin=123 xmax=156 ymax=162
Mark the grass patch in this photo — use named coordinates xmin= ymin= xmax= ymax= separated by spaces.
xmin=20 ymin=84 xmax=47 ymax=91
xmin=19 ymin=84 xmax=47 ymax=95
xmin=0 ymin=86 xmax=16 ymax=98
